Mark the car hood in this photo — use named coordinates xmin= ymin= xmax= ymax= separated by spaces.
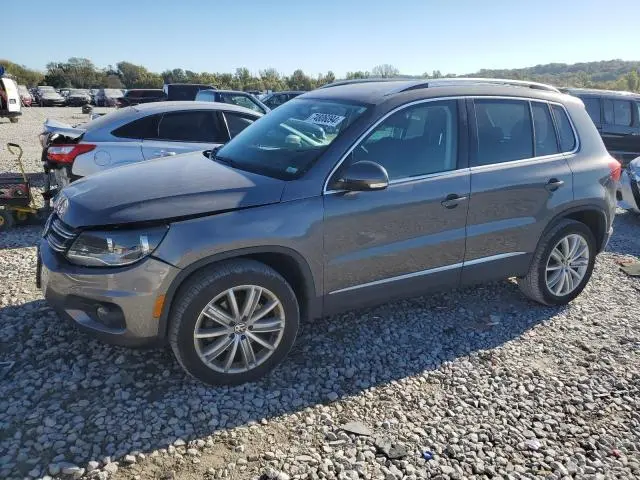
xmin=57 ymin=151 xmax=286 ymax=228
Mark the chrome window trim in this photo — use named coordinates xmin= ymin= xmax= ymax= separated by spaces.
xmin=322 ymin=95 xmax=579 ymax=194
xmin=328 ymin=251 xmax=527 ymax=295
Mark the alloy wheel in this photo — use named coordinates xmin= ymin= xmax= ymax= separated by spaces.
xmin=193 ymin=285 xmax=286 ymax=374
xmin=545 ymin=233 xmax=590 ymax=297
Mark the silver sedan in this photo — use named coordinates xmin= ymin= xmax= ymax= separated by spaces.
xmin=41 ymin=101 xmax=262 ymax=187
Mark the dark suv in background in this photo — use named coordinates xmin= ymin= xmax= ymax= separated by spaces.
xmin=38 ymin=78 xmax=619 ymax=385
xmin=117 ymin=89 xmax=166 ymax=107
xmin=564 ymin=88 xmax=640 ymax=165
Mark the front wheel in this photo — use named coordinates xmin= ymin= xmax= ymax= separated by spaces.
xmin=518 ymin=219 xmax=596 ymax=305
xmin=169 ymin=259 xmax=300 ymax=385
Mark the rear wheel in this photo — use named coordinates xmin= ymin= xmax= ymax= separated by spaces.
xmin=169 ymin=259 xmax=300 ymax=385
xmin=9 ymin=117 xmax=18 ymax=123
xmin=518 ymin=219 xmax=596 ymax=305
xmin=13 ymin=210 xmax=30 ymax=225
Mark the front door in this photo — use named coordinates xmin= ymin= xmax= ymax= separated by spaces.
xmin=462 ymin=98 xmax=575 ymax=284
xmin=323 ymin=99 xmax=470 ymax=313
xmin=141 ymin=110 xmax=228 ymax=159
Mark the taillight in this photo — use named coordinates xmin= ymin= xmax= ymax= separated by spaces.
xmin=47 ymin=144 xmax=96 ymax=164
xmin=609 ymin=158 xmax=622 ymax=182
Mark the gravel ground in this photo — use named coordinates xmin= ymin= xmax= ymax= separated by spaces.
xmin=1 ymin=108 xmax=639 ymax=480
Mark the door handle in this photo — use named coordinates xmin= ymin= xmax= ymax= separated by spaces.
xmin=545 ymin=178 xmax=565 ymax=192
xmin=441 ymin=194 xmax=468 ymax=209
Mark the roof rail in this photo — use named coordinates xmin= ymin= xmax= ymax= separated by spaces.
xmin=319 ymin=78 xmax=415 ymax=89
xmin=401 ymin=78 xmax=560 ymax=93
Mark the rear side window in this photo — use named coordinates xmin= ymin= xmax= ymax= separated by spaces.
xmin=550 ymin=105 xmax=577 ymax=152
xmin=603 ymin=99 xmax=632 ymax=126
xmin=112 ymin=115 xmax=159 ymax=139
xmin=157 ymin=111 xmax=226 ymax=143
xmin=581 ymin=97 xmax=601 ymax=124
xmin=531 ymin=102 xmax=559 ymax=157
xmin=224 ymin=112 xmax=256 ymax=137
xmin=474 ymin=99 xmax=533 ymax=165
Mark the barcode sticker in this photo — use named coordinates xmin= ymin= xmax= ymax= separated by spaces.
xmin=304 ymin=113 xmax=346 ymax=128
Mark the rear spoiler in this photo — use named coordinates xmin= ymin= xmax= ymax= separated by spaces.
xmin=42 ymin=118 xmax=86 ymax=139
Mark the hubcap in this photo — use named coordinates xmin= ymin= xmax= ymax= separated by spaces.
xmin=194 ymin=285 xmax=285 ymax=374
xmin=545 ymin=234 xmax=590 ymax=297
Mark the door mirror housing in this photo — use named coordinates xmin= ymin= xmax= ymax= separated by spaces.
xmin=333 ymin=160 xmax=389 ymax=192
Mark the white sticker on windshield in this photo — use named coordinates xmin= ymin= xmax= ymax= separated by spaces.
xmin=304 ymin=113 xmax=346 ymax=128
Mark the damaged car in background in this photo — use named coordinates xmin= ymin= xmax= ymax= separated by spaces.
xmin=619 ymin=156 xmax=640 ymax=214
xmin=39 ymin=101 xmax=262 ymax=188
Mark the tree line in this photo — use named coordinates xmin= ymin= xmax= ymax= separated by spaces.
xmin=2 ymin=57 xmax=639 ymax=93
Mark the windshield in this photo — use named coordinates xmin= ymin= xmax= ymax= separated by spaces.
xmin=69 ymin=89 xmax=89 ymax=95
xmin=215 ymin=98 xmax=368 ymax=180
xmin=103 ymin=89 xmax=123 ymax=97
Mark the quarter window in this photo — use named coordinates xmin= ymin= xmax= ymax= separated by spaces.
xmin=351 ymin=100 xmax=458 ymax=180
xmin=550 ymin=105 xmax=577 ymax=152
xmin=603 ymin=99 xmax=632 ymax=126
xmin=531 ymin=102 xmax=559 ymax=157
xmin=157 ymin=111 xmax=226 ymax=143
xmin=474 ymin=99 xmax=533 ymax=165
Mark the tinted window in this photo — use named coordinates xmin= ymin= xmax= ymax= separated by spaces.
xmin=604 ymin=99 xmax=632 ymax=126
xmin=112 ymin=115 xmax=159 ymax=139
xmin=531 ymin=102 xmax=559 ymax=157
xmin=224 ymin=112 xmax=256 ymax=137
xmin=157 ymin=111 xmax=225 ymax=142
xmin=581 ymin=97 xmax=601 ymax=124
xmin=264 ymin=94 xmax=285 ymax=109
xmin=351 ymin=100 xmax=458 ymax=180
xmin=551 ymin=105 xmax=577 ymax=152
xmin=474 ymin=99 xmax=533 ymax=165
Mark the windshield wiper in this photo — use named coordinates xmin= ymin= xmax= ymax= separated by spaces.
xmin=213 ymin=154 xmax=238 ymax=168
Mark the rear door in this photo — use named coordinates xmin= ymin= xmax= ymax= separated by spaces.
xmin=462 ymin=98 xmax=575 ymax=285
xmin=601 ymin=97 xmax=640 ymax=163
xmin=1 ymin=79 xmax=21 ymax=113
xmin=141 ymin=110 xmax=229 ymax=159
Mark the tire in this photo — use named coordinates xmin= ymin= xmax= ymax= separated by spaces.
xmin=13 ymin=210 xmax=30 ymax=225
xmin=169 ymin=259 xmax=300 ymax=386
xmin=518 ymin=219 xmax=596 ymax=306
xmin=9 ymin=117 xmax=18 ymax=123
xmin=0 ymin=209 xmax=14 ymax=232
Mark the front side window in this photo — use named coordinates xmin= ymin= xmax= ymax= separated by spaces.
xmin=224 ymin=112 xmax=256 ymax=137
xmin=604 ymin=99 xmax=632 ymax=126
xmin=531 ymin=102 xmax=559 ymax=157
xmin=214 ymin=98 xmax=368 ymax=179
xmin=474 ymin=99 xmax=533 ymax=165
xmin=157 ymin=111 xmax=225 ymax=143
xmin=350 ymin=100 xmax=458 ymax=180
xmin=550 ymin=105 xmax=577 ymax=152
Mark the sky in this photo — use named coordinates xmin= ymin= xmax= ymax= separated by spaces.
xmin=6 ymin=0 xmax=640 ymax=77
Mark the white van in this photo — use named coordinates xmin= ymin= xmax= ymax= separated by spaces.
xmin=0 ymin=77 xmax=21 ymax=123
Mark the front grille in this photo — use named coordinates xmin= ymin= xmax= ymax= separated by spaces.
xmin=45 ymin=215 xmax=78 ymax=253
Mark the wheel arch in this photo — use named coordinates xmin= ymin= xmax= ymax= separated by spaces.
xmin=542 ymin=205 xmax=608 ymax=253
xmin=157 ymin=246 xmax=320 ymax=342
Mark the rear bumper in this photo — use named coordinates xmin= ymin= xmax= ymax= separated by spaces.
xmin=0 ymin=110 xmax=21 ymax=117
xmin=38 ymin=239 xmax=180 ymax=347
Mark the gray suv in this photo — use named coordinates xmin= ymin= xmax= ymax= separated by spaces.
xmin=37 ymin=78 xmax=620 ymax=385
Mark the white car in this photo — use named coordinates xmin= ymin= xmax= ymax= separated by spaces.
xmin=41 ymin=101 xmax=262 ymax=187
xmin=619 ymin=156 xmax=640 ymax=214
xmin=0 ymin=77 xmax=21 ymax=123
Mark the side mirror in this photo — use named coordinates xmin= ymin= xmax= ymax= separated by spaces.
xmin=333 ymin=160 xmax=389 ymax=192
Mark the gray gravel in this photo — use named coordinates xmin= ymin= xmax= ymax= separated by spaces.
xmin=1 ymin=108 xmax=639 ymax=480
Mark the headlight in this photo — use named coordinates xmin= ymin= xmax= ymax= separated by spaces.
xmin=66 ymin=226 xmax=168 ymax=267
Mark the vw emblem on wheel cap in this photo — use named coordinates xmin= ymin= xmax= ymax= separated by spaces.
xmin=54 ymin=195 xmax=69 ymax=217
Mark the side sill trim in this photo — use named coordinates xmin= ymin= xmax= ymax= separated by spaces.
xmin=328 ymin=251 xmax=527 ymax=295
